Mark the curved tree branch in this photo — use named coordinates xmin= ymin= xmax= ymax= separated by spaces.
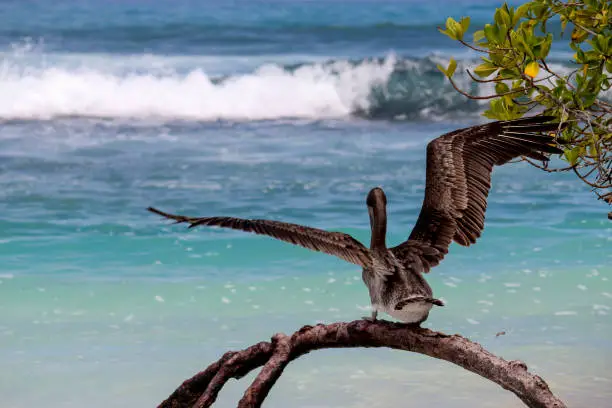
xmin=158 ymin=320 xmax=566 ymax=408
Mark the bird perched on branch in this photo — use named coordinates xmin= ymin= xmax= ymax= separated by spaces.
xmin=149 ymin=115 xmax=564 ymax=325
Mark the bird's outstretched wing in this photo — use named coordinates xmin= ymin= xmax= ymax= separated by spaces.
xmin=148 ymin=207 xmax=372 ymax=267
xmin=391 ymin=115 xmax=564 ymax=273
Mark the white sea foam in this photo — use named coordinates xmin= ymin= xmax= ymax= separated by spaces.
xmin=2 ymin=43 xmax=607 ymax=123
xmin=0 ymin=55 xmax=397 ymax=121
xmin=554 ymin=311 xmax=577 ymax=316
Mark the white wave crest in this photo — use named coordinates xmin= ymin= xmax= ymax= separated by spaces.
xmin=0 ymin=55 xmax=397 ymax=121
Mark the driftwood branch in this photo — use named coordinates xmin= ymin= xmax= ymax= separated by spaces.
xmin=158 ymin=320 xmax=566 ymax=408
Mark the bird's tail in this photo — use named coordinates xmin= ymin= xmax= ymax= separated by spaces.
xmin=395 ymin=296 xmax=445 ymax=310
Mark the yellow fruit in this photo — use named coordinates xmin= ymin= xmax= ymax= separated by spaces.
xmin=524 ymin=61 xmax=540 ymax=78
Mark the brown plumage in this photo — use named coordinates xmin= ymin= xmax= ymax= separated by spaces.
xmin=390 ymin=115 xmax=564 ymax=275
xmin=149 ymin=115 xmax=564 ymax=324
xmin=147 ymin=208 xmax=372 ymax=267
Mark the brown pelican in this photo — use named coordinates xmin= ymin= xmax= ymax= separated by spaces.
xmin=148 ymin=115 xmax=563 ymax=324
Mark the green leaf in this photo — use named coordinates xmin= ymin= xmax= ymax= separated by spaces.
xmin=495 ymin=82 xmax=510 ymax=94
xmin=483 ymin=24 xmax=495 ymax=42
xmin=571 ymin=27 xmax=589 ymax=43
xmin=514 ymin=30 xmax=535 ymax=59
xmin=513 ymin=3 xmax=531 ymax=25
xmin=560 ymin=16 xmax=568 ymax=32
xmin=447 ymin=17 xmax=464 ymax=40
xmin=538 ymin=33 xmax=553 ymax=59
xmin=436 ymin=64 xmax=448 ymax=76
xmin=582 ymin=93 xmax=597 ymax=108
xmin=460 ymin=17 xmax=471 ymax=34
xmin=447 ymin=57 xmax=458 ymax=77
xmin=486 ymin=95 xmax=527 ymax=120
xmin=474 ymin=62 xmax=498 ymax=78
xmin=501 ymin=68 xmax=520 ymax=78
xmin=531 ymin=2 xmax=548 ymax=19
xmin=593 ymin=34 xmax=608 ymax=53
xmin=485 ymin=98 xmax=509 ymax=120
xmin=438 ymin=27 xmax=457 ymax=41
xmin=439 ymin=17 xmax=462 ymax=41
xmin=588 ymin=142 xmax=598 ymax=157
xmin=494 ymin=6 xmax=511 ymax=28
xmin=483 ymin=23 xmax=506 ymax=44
xmin=564 ymin=147 xmax=581 ymax=166
xmin=473 ymin=30 xmax=485 ymax=43
xmin=511 ymin=79 xmax=524 ymax=89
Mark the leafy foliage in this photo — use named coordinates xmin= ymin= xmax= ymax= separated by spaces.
xmin=438 ymin=0 xmax=611 ymax=208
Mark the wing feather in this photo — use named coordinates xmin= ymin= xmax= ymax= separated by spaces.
xmin=391 ymin=115 xmax=564 ymax=273
xmin=148 ymin=207 xmax=372 ymax=267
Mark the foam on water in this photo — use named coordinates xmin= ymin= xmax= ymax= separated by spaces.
xmin=2 ymin=44 xmax=599 ymax=122
xmin=0 ymin=54 xmax=396 ymax=121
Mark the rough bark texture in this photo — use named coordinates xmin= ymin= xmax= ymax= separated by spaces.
xmin=158 ymin=319 xmax=566 ymax=408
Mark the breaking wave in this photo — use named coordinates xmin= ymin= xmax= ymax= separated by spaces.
xmin=0 ymin=52 xmax=570 ymax=122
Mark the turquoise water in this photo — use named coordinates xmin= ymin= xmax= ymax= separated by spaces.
xmin=0 ymin=1 xmax=610 ymax=407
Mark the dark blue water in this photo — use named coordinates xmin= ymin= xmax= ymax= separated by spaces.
xmin=0 ymin=0 xmax=525 ymax=54
xmin=0 ymin=1 xmax=610 ymax=407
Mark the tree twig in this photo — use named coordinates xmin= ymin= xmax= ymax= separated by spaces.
xmin=158 ymin=320 xmax=567 ymax=408
xmin=447 ymin=76 xmax=531 ymax=100
xmin=465 ymin=69 xmax=554 ymax=84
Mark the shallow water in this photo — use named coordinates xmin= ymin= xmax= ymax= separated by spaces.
xmin=0 ymin=1 xmax=610 ymax=407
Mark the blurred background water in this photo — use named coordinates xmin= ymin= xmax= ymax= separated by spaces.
xmin=0 ymin=1 xmax=610 ymax=407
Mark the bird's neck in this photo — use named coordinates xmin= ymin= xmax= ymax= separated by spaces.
xmin=370 ymin=207 xmax=387 ymax=250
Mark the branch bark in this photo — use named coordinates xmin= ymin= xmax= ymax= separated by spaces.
xmin=158 ymin=319 xmax=566 ymax=408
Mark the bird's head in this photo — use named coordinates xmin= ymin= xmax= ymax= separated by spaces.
xmin=366 ymin=187 xmax=387 ymax=226
xmin=366 ymin=187 xmax=387 ymax=208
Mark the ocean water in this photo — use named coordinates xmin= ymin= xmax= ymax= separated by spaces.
xmin=0 ymin=1 xmax=610 ymax=407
